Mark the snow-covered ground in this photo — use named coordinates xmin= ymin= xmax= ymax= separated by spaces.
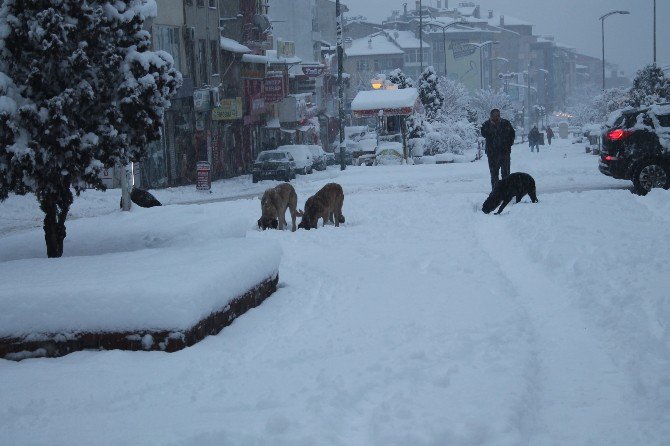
xmin=2 ymin=137 xmax=669 ymax=445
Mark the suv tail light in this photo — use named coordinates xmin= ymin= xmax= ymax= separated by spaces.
xmin=607 ymin=129 xmax=634 ymax=141
xmin=604 ymin=155 xmax=619 ymax=161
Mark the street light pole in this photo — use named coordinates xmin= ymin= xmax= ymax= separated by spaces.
xmin=599 ymin=10 xmax=630 ymax=90
xmin=419 ymin=0 xmax=423 ymax=74
xmin=653 ymin=0 xmax=657 ymax=64
xmin=336 ymin=0 xmax=345 ymax=171
xmin=463 ymin=41 xmax=498 ymax=89
xmin=433 ymin=20 xmax=466 ymax=77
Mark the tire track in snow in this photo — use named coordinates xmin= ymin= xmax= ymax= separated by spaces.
xmin=474 ymin=215 xmax=634 ymax=445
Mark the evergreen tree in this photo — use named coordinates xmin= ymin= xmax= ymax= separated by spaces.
xmin=629 ymin=63 xmax=669 ymax=107
xmin=388 ymin=68 xmax=414 ymax=89
xmin=417 ymin=66 xmax=444 ymax=121
xmin=0 ymin=0 xmax=181 ymax=258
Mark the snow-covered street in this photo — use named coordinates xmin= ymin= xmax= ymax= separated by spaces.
xmin=1 ymin=138 xmax=669 ymax=445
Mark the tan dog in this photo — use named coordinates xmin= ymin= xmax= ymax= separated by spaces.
xmin=298 ymin=183 xmax=345 ymax=230
xmin=258 ymin=183 xmax=299 ymax=232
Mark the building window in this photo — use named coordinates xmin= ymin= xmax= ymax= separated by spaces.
xmin=152 ymin=25 xmax=182 ymax=73
xmin=356 ymin=60 xmax=369 ymax=72
xmin=198 ymin=39 xmax=207 ymax=84
xmin=210 ymin=40 xmax=219 ymax=77
xmin=208 ymin=0 xmax=216 ymax=7
xmin=197 ymin=0 xmax=204 ymax=7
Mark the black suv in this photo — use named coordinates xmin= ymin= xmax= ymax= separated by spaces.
xmin=252 ymin=150 xmax=297 ymax=183
xmin=599 ymin=104 xmax=670 ymax=194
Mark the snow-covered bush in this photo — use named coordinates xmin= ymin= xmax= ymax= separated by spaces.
xmin=388 ymin=68 xmax=414 ymax=89
xmin=630 ymin=63 xmax=669 ymax=107
xmin=415 ymin=118 xmax=478 ymax=156
xmin=0 ymin=0 xmax=182 ymax=257
xmin=469 ymin=88 xmax=514 ymax=124
xmin=438 ymin=77 xmax=470 ymax=121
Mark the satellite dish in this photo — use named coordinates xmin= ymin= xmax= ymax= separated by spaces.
xmin=253 ymin=14 xmax=271 ymax=32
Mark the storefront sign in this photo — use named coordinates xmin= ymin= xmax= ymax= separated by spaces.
xmin=196 ymin=161 xmax=211 ymax=191
xmin=241 ymin=62 xmax=266 ymax=80
xmin=212 ymin=97 xmax=243 ymax=121
xmin=353 ymin=107 xmax=414 ymax=118
xmin=264 ymin=72 xmax=284 ymax=103
xmin=302 ymin=66 xmax=325 ymax=77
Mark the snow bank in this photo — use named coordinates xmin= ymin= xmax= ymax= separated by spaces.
xmin=0 ymin=202 xmax=281 ymax=337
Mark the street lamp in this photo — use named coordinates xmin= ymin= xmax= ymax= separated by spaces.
xmin=463 ymin=41 xmax=499 ymax=89
xmin=599 ymin=10 xmax=630 ymax=90
xmin=430 ymin=19 xmax=467 ymax=76
xmin=490 ymin=57 xmax=509 ymax=90
xmin=336 ymin=0 xmax=346 ymax=170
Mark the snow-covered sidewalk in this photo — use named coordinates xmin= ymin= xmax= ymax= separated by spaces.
xmin=1 ymin=138 xmax=669 ymax=445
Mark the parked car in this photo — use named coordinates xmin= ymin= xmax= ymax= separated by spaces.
xmin=375 ymin=142 xmax=404 ymax=165
xmin=599 ymin=104 xmax=670 ymax=195
xmin=305 ymin=145 xmax=327 ymax=171
xmin=278 ymin=145 xmax=314 ymax=175
xmin=252 ymin=149 xmax=296 ymax=183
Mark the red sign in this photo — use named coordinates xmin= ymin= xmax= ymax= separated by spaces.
xmin=264 ymin=74 xmax=284 ymax=103
xmin=353 ymin=107 xmax=414 ymax=117
xmin=302 ymin=66 xmax=325 ymax=77
xmin=196 ymin=161 xmax=211 ymax=191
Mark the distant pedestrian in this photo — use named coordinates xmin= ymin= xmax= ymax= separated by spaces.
xmin=529 ymin=126 xmax=540 ymax=153
xmin=481 ymin=109 xmax=516 ymax=191
xmin=546 ymin=126 xmax=554 ymax=145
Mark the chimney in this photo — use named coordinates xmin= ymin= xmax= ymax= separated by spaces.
xmin=415 ymin=0 xmax=420 ymax=11
xmin=437 ymin=0 xmax=442 ymax=9
xmin=500 ymin=15 xmax=504 ymax=26
xmin=488 ymin=10 xmax=493 ymax=19
xmin=403 ymin=3 xmax=408 ymax=17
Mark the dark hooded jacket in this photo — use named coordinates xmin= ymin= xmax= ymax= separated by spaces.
xmin=481 ymin=118 xmax=516 ymax=156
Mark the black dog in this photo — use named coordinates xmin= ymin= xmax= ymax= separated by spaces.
xmin=119 ymin=187 xmax=162 ymax=209
xmin=482 ymin=172 xmax=538 ymax=214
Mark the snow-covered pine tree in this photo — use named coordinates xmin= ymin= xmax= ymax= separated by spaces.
xmin=0 ymin=0 xmax=181 ymax=258
xmin=388 ymin=68 xmax=414 ymax=89
xmin=437 ymin=77 xmax=470 ymax=121
xmin=418 ymin=66 xmax=444 ymax=122
xmin=629 ymin=63 xmax=669 ymax=107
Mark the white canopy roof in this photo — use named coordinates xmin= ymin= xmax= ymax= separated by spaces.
xmin=351 ymin=88 xmax=419 ymax=117
xmin=220 ymin=37 xmax=251 ymax=54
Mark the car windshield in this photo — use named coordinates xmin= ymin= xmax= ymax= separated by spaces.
xmin=257 ymin=152 xmax=286 ymax=162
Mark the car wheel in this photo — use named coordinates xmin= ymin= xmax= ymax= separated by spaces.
xmin=632 ymin=161 xmax=670 ymax=195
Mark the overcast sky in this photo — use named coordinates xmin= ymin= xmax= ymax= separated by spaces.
xmin=346 ymin=0 xmax=668 ymax=78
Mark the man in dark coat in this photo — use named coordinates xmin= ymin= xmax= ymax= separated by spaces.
xmin=529 ymin=126 xmax=540 ymax=153
xmin=481 ymin=109 xmax=516 ymax=190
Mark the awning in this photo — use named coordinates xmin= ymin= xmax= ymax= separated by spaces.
xmin=280 ymin=128 xmax=296 ymax=134
xmin=220 ymin=37 xmax=251 ymax=54
xmin=297 ymin=125 xmax=314 ymax=132
xmin=242 ymin=54 xmax=268 ymax=64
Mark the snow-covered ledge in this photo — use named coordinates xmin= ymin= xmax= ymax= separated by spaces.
xmin=0 ymin=204 xmax=282 ymax=360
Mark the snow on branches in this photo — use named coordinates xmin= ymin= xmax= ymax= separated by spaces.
xmin=0 ymin=0 xmax=181 ymax=257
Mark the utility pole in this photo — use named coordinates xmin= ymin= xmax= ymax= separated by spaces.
xmin=336 ymin=0 xmax=345 ymax=171
xmin=419 ymin=0 xmax=423 ymax=74
xmin=653 ymin=0 xmax=657 ymax=64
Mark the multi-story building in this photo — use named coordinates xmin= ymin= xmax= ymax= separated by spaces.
xmin=344 ymin=33 xmax=405 ymax=97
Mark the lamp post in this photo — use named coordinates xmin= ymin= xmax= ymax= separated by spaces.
xmin=490 ymin=57 xmax=509 ymax=90
xmin=336 ymin=0 xmax=345 ymax=171
xmin=463 ymin=41 xmax=499 ymax=89
xmin=599 ymin=10 xmax=630 ymax=90
xmin=419 ymin=0 xmax=423 ymax=74
xmin=431 ymin=20 xmax=467 ymax=77
xmin=653 ymin=0 xmax=656 ymax=64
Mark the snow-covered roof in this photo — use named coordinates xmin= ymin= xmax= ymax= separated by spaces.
xmin=345 ymin=34 xmax=403 ymax=57
xmin=351 ymin=88 xmax=419 ymax=116
xmin=220 ymin=37 xmax=251 ymax=54
xmin=383 ymin=29 xmax=430 ymax=49
xmin=242 ymin=54 xmax=268 ymax=64
xmin=242 ymin=51 xmax=302 ymax=65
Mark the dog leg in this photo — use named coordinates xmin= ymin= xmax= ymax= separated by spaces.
xmin=495 ymin=197 xmax=513 ymax=214
xmin=515 ymin=194 xmax=523 ymax=203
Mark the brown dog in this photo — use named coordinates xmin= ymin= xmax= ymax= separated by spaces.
xmin=298 ymin=183 xmax=345 ymax=230
xmin=258 ymin=183 xmax=299 ymax=231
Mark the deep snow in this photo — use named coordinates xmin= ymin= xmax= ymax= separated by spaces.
xmin=1 ymin=138 xmax=669 ymax=445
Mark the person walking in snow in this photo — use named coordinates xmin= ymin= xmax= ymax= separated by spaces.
xmin=481 ymin=108 xmax=516 ymax=190
xmin=529 ymin=126 xmax=540 ymax=153
xmin=546 ymin=126 xmax=554 ymax=145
